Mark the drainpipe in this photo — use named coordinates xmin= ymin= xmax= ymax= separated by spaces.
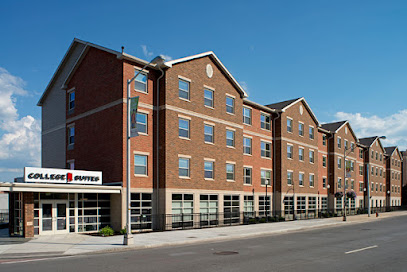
xmin=156 ymin=65 xmax=165 ymax=230
xmin=272 ymin=111 xmax=281 ymax=217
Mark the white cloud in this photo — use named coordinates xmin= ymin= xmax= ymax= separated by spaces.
xmin=0 ymin=68 xmax=41 ymax=180
xmin=335 ymin=110 xmax=407 ymax=151
xmin=239 ymin=81 xmax=249 ymax=95
xmin=141 ymin=45 xmax=153 ymax=58
xmin=161 ymin=54 xmax=172 ymax=61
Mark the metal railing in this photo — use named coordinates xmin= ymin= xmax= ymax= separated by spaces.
xmin=0 ymin=211 xmax=9 ymax=224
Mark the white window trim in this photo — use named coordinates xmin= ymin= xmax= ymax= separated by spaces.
xmin=287 ymin=144 xmax=294 ymax=160
xmin=298 ymin=121 xmax=304 ymax=137
xmin=243 ymin=106 xmax=252 ymax=126
xmin=286 ymin=117 xmax=293 ymax=133
xmin=309 ymin=125 xmax=315 ymax=140
xmin=134 ymin=153 xmax=148 ymax=177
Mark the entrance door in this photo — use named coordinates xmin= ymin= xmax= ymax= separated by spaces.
xmin=41 ymin=201 xmax=69 ymax=235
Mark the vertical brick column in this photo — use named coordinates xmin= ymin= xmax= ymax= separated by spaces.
xmin=23 ymin=192 xmax=34 ymax=238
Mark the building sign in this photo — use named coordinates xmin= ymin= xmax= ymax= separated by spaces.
xmin=24 ymin=167 xmax=102 ymax=185
xmin=130 ymin=96 xmax=139 ymax=138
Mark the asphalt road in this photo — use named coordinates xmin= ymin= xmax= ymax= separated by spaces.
xmin=3 ymin=215 xmax=407 ymax=271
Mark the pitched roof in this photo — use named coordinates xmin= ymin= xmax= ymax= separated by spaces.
xmin=165 ymin=51 xmax=248 ymax=98
xmin=384 ymin=146 xmax=397 ymax=155
xmin=320 ymin=121 xmax=347 ymax=132
xmin=265 ymin=97 xmax=320 ymax=126
xmin=359 ymin=137 xmax=378 ymax=147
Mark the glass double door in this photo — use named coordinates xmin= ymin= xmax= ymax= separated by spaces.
xmin=41 ymin=200 xmax=69 ymax=235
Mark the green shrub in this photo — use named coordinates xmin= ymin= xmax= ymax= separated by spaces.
xmin=278 ymin=217 xmax=285 ymax=222
xmin=248 ymin=218 xmax=256 ymax=224
xmin=120 ymin=228 xmax=127 ymax=235
xmin=99 ymin=226 xmax=114 ymax=236
xmin=259 ymin=218 xmax=266 ymax=223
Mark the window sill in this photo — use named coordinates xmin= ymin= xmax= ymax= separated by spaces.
xmin=135 ymin=89 xmax=148 ymax=95
xmin=179 ymin=176 xmax=191 ymax=180
xmin=261 ymin=157 xmax=272 ymax=160
xmin=67 ymin=144 xmax=74 ymax=151
xmin=260 ymin=185 xmax=272 ymax=187
xmin=244 ymin=153 xmax=252 ymax=156
xmin=260 ymin=128 xmax=271 ymax=132
xmin=138 ymin=132 xmax=148 ymax=136
xmin=204 ymin=178 xmax=214 ymax=181
xmin=226 ymin=112 xmax=235 ymax=116
xmin=243 ymin=123 xmax=252 ymax=126
xmin=204 ymin=105 xmax=214 ymax=110
xmin=226 ymin=180 xmax=235 ymax=182
xmin=243 ymin=183 xmax=252 ymax=186
xmin=134 ymin=174 xmax=148 ymax=177
xmin=179 ymin=137 xmax=191 ymax=141
xmin=179 ymin=98 xmax=191 ymax=102
xmin=205 ymin=141 xmax=215 ymax=145
xmin=226 ymin=146 xmax=235 ymax=149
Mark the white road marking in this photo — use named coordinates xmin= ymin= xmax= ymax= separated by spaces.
xmin=1 ymin=255 xmax=76 ymax=265
xmin=345 ymin=245 xmax=378 ymax=254
xmin=169 ymin=252 xmax=196 ymax=257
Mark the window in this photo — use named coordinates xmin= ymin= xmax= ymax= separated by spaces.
xmin=287 ymin=145 xmax=293 ymax=159
xmin=379 ymin=153 xmax=382 ymax=161
xmin=309 ymin=150 xmax=314 ymax=163
xmin=336 ymin=198 xmax=342 ymax=210
xmin=298 ymin=123 xmax=304 ymax=136
xmin=392 ymin=158 xmax=394 ymax=166
xmin=243 ymin=107 xmax=252 ymax=125
xmin=322 ymin=156 xmax=327 ymax=167
xmin=380 ymin=183 xmax=382 ymax=192
xmin=299 ymin=148 xmax=304 ymax=161
xmin=345 ymin=140 xmax=348 ymax=150
xmin=321 ymin=197 xmax=328 ymax=211
xmin=299 ymin=173 xmax=304 ymax=186
xmin=261 ymin=170 xmax=271 ymax=186
xmin=338 ymin=178 xmax=342 ymax=189
xmin=309 ymin=126 xmax=314 ymax=140
xmin=371 ymin=182 xmax=374 ymax=192
xmin=204 ymin=89 xmax=214 ymax=108
xmin=204 ymin=124 xmax=214 ymax=143
xmin=179 ymin=79 xmax=189 ymax=100
xmin=322 ymin=135 xmax=327 ymax=146
xmin=284 ymin=196 xmax=294 ymax=216
xmin=309 ymin=174 xmax=314 ymax=187
xmin=375 ymin=167 xmax=378 ymax=176
xmin=359 ymin=182 xmax=363 ymax=192
xmin=226 ymin=130 xmax=235 ymax=147
xmin=351 ymin=180 xmax=354 ymax=189
xmin=68 ymin=91 xmax=75 ymax=110
xmin=380 ymin=168 xmax=382 ymax=177
xmin=375 ymin=183 xmax=378 ymax=192
xmin=134 ymin=71 xmax=147 ymax=93
xmin=308 ymin=197 xmax=316 ymax=212
xmin=224 ymin=195 xmax=240 ymax=224
xmin=337 ymin=157 xmax=342 ymax=169
xmin=287 ymin=118 xmax=293 ymax=133
xmin=351 ymin=161 xmax=354 ymax=171
xmin=261 ymin=113 xmax=271 ymax=130
xmin=226 ymin=164 xmax=235 ymax=181
xmin=375 ymin=152 xmax=378 ymax=160
xmin=371 ymin=150 xmax=374 ymax=159
xmin=261 ymin=141 xmax=271 ymax=158
xmin=134 ymin=155 xmax=147 ymax=175
xmin=68 ymin=126 xmax=75 ymax=146
xmin=359 ymin=149 xmax=363 ymax=159
xmin=243 ymin=137 xmax=252 ymax=155
xmin=337 ymin=137 xmax=341 ymax=148
xmin=131 ymin=193 xmax=152 ymax=230
xmin=226 ymin=96 xmax=234 ymax=114
xmin=179 ymin=158 xmax=190 ymax=177
xmin=178 ymin=118 xmax=190 ymax=138
xmin=297 ymin=197 xmax=306 ymax=213
xmin=259 ymin=196 xmax=271 ymax=217
xmin=200 ymin=195 xmax=218 ymax=226
xmin=359 ymin=165 xmax=363 ymax=175
xmin=67 ymin=160 xmax=74 ymax=170
xmin=287 ymin=171 xmax=293 ymax=185
xmin=136 ymin=112 xmax=147 ymax=134
xmin=244 ymin=167 xmax=252 ymax=185
xmin=172 ymin=194 xmax=193 ymax=226
xmin=204 ymin=161 xmax=214 ymax=179
xmin=244 ymin=195 xmax=254 ymax=213
xmin=371 ymin=166 xmax=374 ymax=175
xmin=322 ymin=177 xmax=327 ymax=188
xmin=351 ymin=142 xmax=355 ymax=151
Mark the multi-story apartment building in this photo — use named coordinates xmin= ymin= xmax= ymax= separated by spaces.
xmin=1 ymin=38 xmax=403 ymax=237
xmin=266 ymin=98 xmax=320 ymax=218
xmin=359 ymin=137 xmax=387 ymax=209
xmin=385 ymin=147 xmax=402 ymax=207
xmin=321 ymin=121 xmax=360 ymax=211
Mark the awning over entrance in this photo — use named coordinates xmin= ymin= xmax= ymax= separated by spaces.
xmin=0 ymin=182 xmax=121 ymax=194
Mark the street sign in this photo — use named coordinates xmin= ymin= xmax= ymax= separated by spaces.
xmin=130 ymin=96 xmax=139 ymax=138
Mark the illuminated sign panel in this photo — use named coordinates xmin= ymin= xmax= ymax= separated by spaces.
xmin=24 ymin=167 xmax=102 ymax=185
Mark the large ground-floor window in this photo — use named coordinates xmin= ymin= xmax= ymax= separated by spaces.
xmin=172 ymin=194 xmax=193 ymax=228
xmin=200 ymin=194 xmax=218 ymax=226
xmin=321 ymin=197 xmax=328 ymax=211
xmin=259 ymin=196 xmax=271 ymax=217
xmin=131 ymin=193 xmax=152 ymax=230
xmin=224 ymin=195 xmax=240 ymax=224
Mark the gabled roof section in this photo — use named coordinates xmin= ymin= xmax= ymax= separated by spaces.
xmin=384 ymin=146 xmax=402 ymax=159
xmin=321 ymin=120 xmax=358 ymax=141
xmin=165 ymin=51 xmax=248 ymax=98
xmin=265 ymin=97 xmax=320 ymax=126
xmin=359 ymin=136 xmax=386 ymax=152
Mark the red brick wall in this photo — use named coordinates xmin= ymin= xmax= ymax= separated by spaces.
xmin=23 ymin=192 xmax=34 ymax=238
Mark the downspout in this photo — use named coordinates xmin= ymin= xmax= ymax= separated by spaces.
xmin=272 ymin=111 xmax=281 ymax=217
xmin=156 ymin=65 xmax=165 ymax=230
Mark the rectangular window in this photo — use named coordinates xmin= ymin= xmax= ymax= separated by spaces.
xmin=297 ymin=197 xmax=306 ymax=212
xmin=338 ymin=157 xmax=342 ymax=169
xmin=351 ymin=161 xmax=354 ymax=171
xmin=244 ymin=195 xmax=254 ymax=213
xmin=204 ymin=89 xmax=214 ymax=108
xmin=284 ymin=196 xmax=294 ymax=216
xmin=136 ymin=112 xmax=147 ymax=134
xmin=298 ymin=123 xmax=304 ymax=136
xmin=179 ymin=158 xmax=190 ymax=177
xmin=359 ymin=149 xmax=363 ymax=159
xmin=261 ymin=113 xmax=271 ymax=130
xmin=243 ymin=167 xmax=252 ymax=185
xmin=309 ymin=150 xmax=314 ymax=163
xmin=243 ymin=107 xmax=252 ymax=125
xmin=376 ymin=152 xmax=378 ymax=160
xmin=287 ymin=171 xmax=293 ymax=185
xmin=259 ymin=196 xmax=271 ymax=217
xmin=134 ymin=155 xmax=147 ymax=175
xmin=359 ymin=165 xmax=363 ymax=175
xmin=338 ymin=178 xmax=342 ymax=189
xmin=261 ymin=141 xmax=271 ymax=158
xmin=351 ymin=142 xmax=355 ymax=151
xmin=68 ymin=91 xmax=75 ymax=110
xmin=299 ymin=148 xmax=304 ymax=161
xmin=287 ymin=145 xmax=293 ymax=159
xmin=351 ymin=180 xmax=354 ymax=189
xmin=309 ymin=174 xmax=315 ymax=187
xmin=345 ymin=140 xmax=348 ymax=150
xmin=323 ymin=177 xmax=327 ymax=188
xmin=371 ymin=150 xmax=374 ymax=159
xmin=336 ymin=198 xmax=342 ymax=210
xmin=299 ymin=173 xmax=304 ymax=186
xmin=322 ymin=135 xmax=327 ymax=146
xmin=204 ymin=161 xmax=214 ymax=179
xmin=287 ymin=118 xmax=293 ymax=133
xmin=226 ymin=130 xmax=235 ymax=147
xmin=243 ymin=137 xmax=252 ymax=155
xmin=309 ymin=126 xmax=314 ymax=140
xmin=68 ymin=126 xmax=75 ymax=146
xmin=337 ymin=137 xmax=341 ymax=148
xmin=359 ymin=182 xmax=363 ymax=192
xmin=226 ymin=163 xmax=235 ymax=181
xmin=131 ymin=193 xmax=152 ymax=230
xmin=204 ymin=124 xmax=214 ymax=143
xmin=261 ymin=170 xmax=271 ymax=186
xmin=322 ymin=156 xmax=327 ymax=167
xmin=179 ymin=79 xmax=189 ymax=100
xmin=308 ymin=197 xmax=316 ymax=212
xmin=200 ymin=195 xmax=218 ymax=226
xmin=178 ymin=118 xmax=190 ymax=138
xmin=380 ymin=153 xmax=382 ymax=161
xmin=135 ymin=71 xmax=147 ymax=93
xmin=224 ymin=195 xmax=240 ymax=224
xmin=226 ymin=96 xmax=234 ymax=114
xmin=172 ymin=194 xmax=193 ymax=227
xmin=321 ymin=197 xmax=328 ymax=211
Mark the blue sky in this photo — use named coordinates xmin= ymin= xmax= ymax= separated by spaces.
xmin=1 ymin=1 xmax=407 ymax=181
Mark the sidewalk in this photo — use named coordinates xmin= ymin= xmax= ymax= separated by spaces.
xmin=1 ymin=210 xmax=406 ymax=259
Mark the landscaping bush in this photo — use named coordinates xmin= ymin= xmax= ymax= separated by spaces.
xmin=120 ymin=228 xmax=127 ymax=235
xmin=99 ymin=226 xmax=114 ymax=236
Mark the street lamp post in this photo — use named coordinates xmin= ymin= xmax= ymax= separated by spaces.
xmin=123 ymin=55 xmax=165 ymax=246
xmin=265 ymin=179 xmax=269 ymax=222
